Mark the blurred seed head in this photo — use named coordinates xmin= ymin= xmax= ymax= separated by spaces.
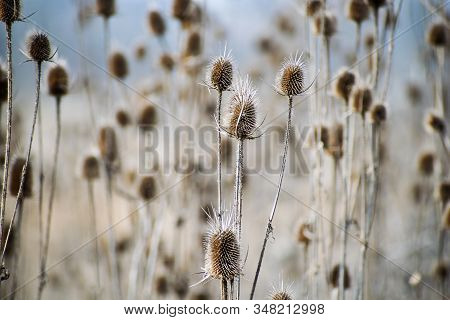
xmin=138 ymin=104 xmax=158 ymax=127
xmin=172 ymin=0 xmax=191 ymax=21
xmin=426 ymin=22 xmax=448 ymax=48
xmin=138 ymin=176 xmax=156 ymax=201
xmin=313 ymin=12 xmax=337 ymax=38
xmin=159 ymin=53 xmax=175 ymax=72
xmin=108 ymin=51 xmax=128 ymax=79
xmin=350 ymin=86 xmax=372 ymax=115
xmin=208 ymin=50 xmax=233 ymax=92
xmin=9 ymin=157 xmax=32 ymax=198
xmin=297 ymin=222 xmax=313 ymax=246
xmin=96 ymin=0 xmax=115 ymax=19
xmin=0 ymin=0 xmax=21 ymax=24
xmin=314 ymin=124 xmax=329 ymax=150
xmin=442 ymin=203 xmax=450 ymax=230
xmin=276 ymin=53 xmax=306 ymax=97
xmin=173 ymin=275 xmax=189 ymax=299
xmin=417 ymin=152 xmax=434 ymax=177
xmin=364 ymin=33 xmax=375 ymax=50
xmin=115 ymin=109 xmax=131 ymax=128
xmin=134 ymin=44 xmax=147 ymax=61
xmin=330 ymin=264 xmax=351 ymax=289
xmin=334 ymin=69 xmax=356 ymax=103
xmin=347 ymin=0 xmax=369 ymax=25
xmin=326 ymin=123 xmax=344 ymax=160
xmin=26 ymin=31 xmax=52 ymax=62
xmin=437 ymin=181 xmax=450 ymax=206
xmin=148 ymin=10 xmax=166 ymax=37
xmin=433 ymin=262 xmax=448 ymax=282
xmin=184 ymin=31 xmax=202 ymax=57
xmin=277 ymin=15 xmax=296 ymax=36
xmin=98 ymin=126 xmax=118 ymax=166
xmin=406 ymin=83 xmax=422 ymax=106
xmin=82 ymin=155 xmax=100 ymax=181
xmin=365 ymin=0 xmax=386 ymax=10
xmin=369 ymin=103 xmax=387 ymax=124
xmin=305 ymin=0 xmax=322 ymax=17
xmin=155 ymin=275 xmax=169 ymax=296
xmin=47 ymin=64 xmax=69 ymax=97
xmin=425 ymin=112 xmax=446 ymax=135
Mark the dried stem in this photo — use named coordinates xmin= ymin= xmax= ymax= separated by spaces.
xmin=371 ymin=8 xmax=380 ymax=90
xmin=37 ymin=101 xmax=44 ymax=281
xmin=338 ymin=160 xmax=350 ymax=300
xmin=221 ymin=278 xmax=228 ymax=300
xmin=87 ymin=180 xmax=101 ymax=297
xmin=216 ymin=91 xmax=223 ymax=222
xmin=10 ymin=200 xmax=23 ymax=300
xmin=234 ymin=138 xmax=244 ymax=299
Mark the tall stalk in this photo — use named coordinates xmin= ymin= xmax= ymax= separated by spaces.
xmin=87 ymin=180 xmax=101 ymax=297
xmin=10 ymin=200 xmax=23 ymax=299
xmin=371 ymin=8 xmax=380 ymax=89
xmin=234 ymin=138 xmax=244 ymax=299
xmin=216 ymin=91 xmax=223 ymax=222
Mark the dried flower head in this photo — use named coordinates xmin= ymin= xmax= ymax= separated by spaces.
xmin=108 ymin=51 xmax=128 ymax=79
xmin=326 ymin=123 xmax=344 ymax=159
xmin=138 ymin=104 xmax=158 ymax=127
xmin=330 ymin=264 xmax=351 ymax=289
xmin=365 ymin=0 xmax=386 ymax=10
xmin=82 ymin=155 xmax=100 ymax=180
xmin=305 ymin=0 xmax=322 ymax=17
xmin=277 ymin=15 xmax=296 ymax=36
xmin=96 ymin=0 xmax=115 ymax=19
xmin=271 ymin=291 xmax=292 ymax=300
xmin=417 ymin=152 xmax=434 ymax=177
xmin=9 ymin=157 xmax=32 ymax=198
xmin=313 ymin=12 xmax=337 ymax=38
xmin=26 ymin=31 xmax=52 ymax=62
xmin=148 ymin=10 xmax=166 ymax=36
xmin=433 ymin=262 xmax=448 ymax=281
xmin=47 ymin=63 xmax=69 ymax=97
xmin=347 ymin=0 xmax=369 ymax=24
xmin=0 ymin=0 xmax=21 ymax=23
xmin=225 ymin=76 xmax=258 ymax=140
xmin=160 ymin=53 xmax=175 ymax=72
xmin=172 ymin=0 xmax=191 ymax=21
xmin=115 ymin=109 xmax=131 ymax=127
xmin=207 ymin=49 xmax=233 ymax=92
xmin=155 ymin=275 xmax=169 ymax=296
xmin=334 ymin=69 xmax=356 ymax=103
xmin=369 ymin=103 xmax=387 ymax=124
xmin=276 ymin=53 xmax=307 ymax=97
xmin=350 ymin=86 xmax=372 ymax=115
xmin=438 ymin=181 xmax=450 ymax=206
xmin=184 ymin=31 xmax=202 ymax=57
xmin=427 ymin=22 xmax=448 ymax=48
xmin=98 ymin=126 xmax=118 ymax=166
xmin=138 ymin=176 xmax=156 ymax=201
xmin=425 ymin=113 xmax=446 ymax=135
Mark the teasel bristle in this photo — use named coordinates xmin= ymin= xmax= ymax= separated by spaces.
xmin=225 ymin=76 xmax=258 ymax=140
xmin=26 ymin=31 xmax=52 ymax=62
xmin=82 ymin=155 xmax=100 ymax=181
xmin=437 ymin=181 xmax=450 ymax=206
xmin=138 ymin=176 xmax=156 ymax=201
xmin=305 ymin=0 xmax=322 ymax=17
xmin=433 ymin=262 xmax=448 ymax=281
xmin=417 ymin=152 xmax=435 ymax=177
xmin=297 ymin=222 xmax=313 ymax=246
xmin=47 ymin=63 xmax=69 ymax=97
xmin=313 ymin=11 xmax=337 ymax=38
xmin=207 ymin=49 xmax=233 ymax=92
xmin=108 ymin=51 xmax=128 ymax=79
xmin=155 ymin=275 xmax=169 ymax=296
xmin=276 ymin=52 xmax=307 ymax=97
xmin=159 ymin=53 xmax=175 ymax=72
xmin=426 ymin=22 xmax=448 ymax=48
xmin=0 ymin=0 xmax=21 ymax=24
xmin=96 ymin=0 xmax=115 ymax=19
xmin=347 ymin=0 xmax=369 ymax=25
xmin=442 ymin=203 xmax=450 ymax=230
xmin=350 ymin=86 xmax=372 ymax=115
xmin=326 ymin=123 xmax=344 ymax=160
xmin=138 ymin=104 xmax=158 ymax=127
xmin=172 ymin=0 xmax=191 ymax=21
xmin=199 ymin=202 xmax=214 ymax=222
xmin=425 ymin=112 xmax=446 ymax=135
xmin=98 ymin=126 xmax=118 ymax=166
xmin=184 ymin=31 xmax=202 ymax=57
xmin=369 ymin=103 xmax=387 ymax=124
xmin=115 ymin=109 xmax=131 ymax=128
xmin=334 ymin=69 xmax=356 ymax=103
xmin=9 ymin=157 xmax=33 ymax=198
xmin=365 ymin=0 xmax=386 ymax=10
xmin=330 ymin=264 xmax=351 ymax=289
xmin=148 ymin=10 xmax=166 ymax=37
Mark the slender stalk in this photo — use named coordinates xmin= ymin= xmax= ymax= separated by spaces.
xmin=233 ymin=138 xmax=244 ymax=299
xmin=216 ymin=91 xmax=223 ymax=222
xmin=338 ymin=161 xmax=350 ymax=300
xmin=221 ymin=278 xmax=228 ymax=300
xmin=328 ymin=158 xmax=338 ymax=265
xmin=324 ymin=38 xmax=331 ymax=116
xmin=355 ymin=23 xmax=361 ymax=61
xmin=37 ymin=103 xmax=44 ymax=282
xmin=250 ymin=97 xmax=293 ymax=300
xmin=372 ymin=8 xmax=380 ymax=90
xmin=87 ymin=180 xmax=101 ymax=297
xmin=10 ymin=200 xmax=23 ymax=300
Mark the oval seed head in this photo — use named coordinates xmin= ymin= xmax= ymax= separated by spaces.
xmin=347 ymin=0 xmax=369 ymax=24
xmin=26 ymin=32 xmax=52 ymax=62
xmin=208 ymin=50 xmax=233 ymax=92
xmin=96 ymin=0 xmax=115 ymax=19
xmin=225 ymin=76 xmax=258 ymax=140
xmin=427 ymin=22 xmax=448 ymax=48
xmin=82 ymin=155 xmax=100 ymax=180
xmin=364 ymin=33 xmax=375 ymax=50
xmin=115 ymin=109 xmax=131 ymax=128
xmin=417 ymin=152 xmax=434 ymax=177
xmin=438 ymin=181 xmax=450 ymax=206
xmin=313 ymin=12 xmax=337 ymax=38
xmin=159 ymin=53 xmax=175 ymax=72
xmin=305 ymin=0 xmax=322 ymax=17
xmin=0 ymin=0 xmax=21 ymax=24
xmin=148 ymin=10 xmax=166 ymax=36
xmin=369 ymin=103 xmax=387 ymax=124
xmin=138 ymin=176 xmax=156 ymax=201
xmin=98 ymin=126 xmax=118 ymax=164
xmin=365 ymin=0 xmax=386 ymax=10
xmin=334 ymin=69 xmax=356 ymax=103
xmin=9 ymin=157 xmax=33 ymax=198
xmin=330 ymin=264 xmax=351 ymax=289
xmin=108 ymin=51 xmax=128 ymax=79
xmin=184 ymin=31 xmax=202 ymax=57
xmin=425 ymin=113 xmax=446 ymax=135
xmin=326 ymin=123 xmax=344 ymax=160
xmin=47 ymin=64 xmax=69 ymax=97
xmin=138 ymin=105 xmax=158 ymax=127
xmin=442 ymin=203 xmax=450 ymax=230
xmin=155 ymin=275 xmax=168 ymax=296
xmin=350 ymin=86 xmax=372 ymax=115
xmin=433 ymin=262 xmax=448 ymax=282
xmin=276 ymin=53 xmax=306 ymax=97
xmin=134 ymin=44 xmax=146 ymax=61
xmin=172 ymin=0 xmax=191 ymax=21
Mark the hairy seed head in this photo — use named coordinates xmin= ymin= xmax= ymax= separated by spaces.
xmin=138 ymin=104 xmax=158 ymax=127
xmin=47 ymin=64 xmax=69 ymax=97
xmin=0 ymin=0 xmax=21 ymax=23
xmin=9 ymin=157 xmax=32 ymax=198
xmin=82 ymin=155 xmax=100 ymax=180
xmin=334 ymin=69 xmax=356 ymax=103
xmin=330 ymin=264 xmax=351 ymax=289
xmin=425 ymin=113 xmax=446 ymax=135
xmin=208 ymin=50 xmax=233 ymax=92
xmin=148 ymin=10 xmax=166 ymax=36
xmin=276 ymin=53 xmax=306 ymax=97
xmin=138 ymin=176 xmax=156 ymax=200
xmin=417 ymin=152 xmax=434 ymax=177
xmin=347 ymin=0 xmax=369 ymax=24
xmin=108 ymin=51 xmax=128 ymax=79
xmin=27 ymin=32 xmax=52 ymax=62
xmin=305 ymin=0 xmax=322 ymax=17
xmin=96 ymin=0 xmax=115 ymax=19
xmin=369 ymin=103 xmax=387 ymax=124
xmin=115 ymin=109 xmax=131 ymax=128
xmin=271 ymin=291 xmax=292 ymax=300
xmin=427 ymin=22 xmax=448 ymax=48
xmin=314 ymin=12 xmax=337 ymax=38
xmin=350 ymin=86 xmax=372 ymax=115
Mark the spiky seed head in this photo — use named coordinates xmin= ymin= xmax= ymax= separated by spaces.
xmin=135 ymin=44 xmax=146 ymax=61
xmin=442 ymin=203 xmax=450 ymax=230
xmin=138 ymin=176 xmax=156 ymax=200
xmin=427 ymin=22 xmax=448 ymax=48
xmin=334 ymin=69 xmax=356 ymax=103
xmin=276 ymin=53 xmax=306 ymax=97
xmin=155 ymin=276 xmax=169 ymax=296
xmin=0 ymin=0 xmax=21 ymax=23
xmin=225 ymin=76 xmax=258 ymax=140
xmin=297 ymin=222 xmax=313 ymax=246
xmin=369 ymin=103 xmax=387 ymax=124
xmin=326 ymin=123 xmax=344 ymax=159
xmin=138 ymin=104 xmax=158 ymax=127
xmin=417 ymin=152 xmax=434 ymax=176
xmin=98 ymin=126 xmax=118 ymax=164
xmin=172 ymin=0 xmax=191 ymax=21
xmin=208 ymin=52 xmax=233 ymax=92
xmin=184 ymin=31 xmax=202 ymax=57
xmin=433 ymin=262 xmax=448 ymax=281
xmin=9 ymin=157 xmax=32 ymax=198
xmin=305 ymin=0 xmax=322 ymax=17
xmin=350 ymin=86 xmax=372 ymax=115
xmin=438 ymin=181 xmax=450 ymax=206
xmin=271 ymin=291 xmax=292 ymax=300
xmin=108 ymin=51 xmax=128 ymax=79
xmin=96 ymin=0 xmax=115 ymax=19
xmin=115 ymin=109 xmax=131 ymax=127
xmin=330 ymin=264 xmax=351 ymax=289
xmin=148 ymin=10 xmax=166 ymax=36
xmin=26 ymin=32 xmax=52 ymax=62
xmin=313 ymin=12 xmax=337 ymax=38
xmin=425 ymin=113 xmax=446 ymax=135
xmin=159 ymin=53 xmax=175 ymax=72
xmin=347 ymin=0 xmax=369 ymax=24
xmin=47 ymin=64 xmax=69 ymax=97
xmin=82 ymin=155 xmax=100 ymax=180
xmin=365 ymin=0 xmax=386 ymax=10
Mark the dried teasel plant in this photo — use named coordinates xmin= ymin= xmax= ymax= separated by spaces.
xmin=347 ymin=0 xmax=369 ymax=56
xmin=270 ymin=280 xmax=294 ymax=300
xmin=148 ymin=10 xmax=166 ymax=37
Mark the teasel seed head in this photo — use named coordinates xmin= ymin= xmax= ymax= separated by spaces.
xmin=330 ymin=264 xmax=351 ymax=289
xmin=365 ymin=0 xmax=386 ymax=10
xmin=305 ymin=0 xmax=322 ymax=17
xmin=155 ymin=275 xmax=169 ymax=296
xmin=369 ymin=103 xmax=387 ymax=124
xmin=134 ymin=44 xmax=146 ymax=61
xmin=438 ymin=181 xmax=450 ymax=206
xmin=108 ymin=51 xmax=128 ymax=79
xmin=350 ymin=86 xmax=372 ymax=115
xmin=271 ymin=291 xmax=293 ymax=300
xmin=82 ymin=155 xmax=100 ymax=181
xmin=26 ymin=31 xmax=52 ymax=62
xmin=326 ymin=123 xmax=344 ymax=160
xmin=427 ymin=22 xmax=448 ymax=48
xmin=9 ymin=157 xmax=32 ymax=198
xmin=364 ymin=33 xmax=375 ymax=50
xmin=96 ymin=0 xmax=115 ymax=19
xmin=313 ymin=11 xmax=337 ymax=38
xmin=47 ymin=63 xmax=69 ymax=97
xmin=138 ymin=176 xmax=156 ymax=201
xmin=184 ymin=31 xmax=202 ymax=57
xmin=172 ymin=0 xmax=191 ymax=21
xmin=225 ymin=76 xmax=258 ymax=140
xmin=276 ymin=52 xmax=307 ymax=97
xmin=417 ymin=152 xmax=435 ymax=177
xmin=148 ymin=10 xmax=166 ymax=37
xmin=442 ymin=203 xmax=450 ymax=230
xmin=347 ymin=0 xmax=369 ymax=25
xmin=334 ymin=69 xmax=356 ymax=104
xmin=115 ymin=109 xmax=131 ymax=128
xmin=433 ymin=262 xmax=448 ymax=282
xmin=159 ymin=53 xmax=175 ymax=72
xmin=138 ymin=104 xmax=158 ymax=127
xmin=98 ymin=126 xmax=119 ymax=167
xmin=207 ymin=49 xmax=233 ymax=92
xmin=425 ymin=112 xmax=446 ymax=135
xmin=0 ymin=0 xmax=21 ymax=24
xmin=297 ymin=222 xmax=313 ymax=246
